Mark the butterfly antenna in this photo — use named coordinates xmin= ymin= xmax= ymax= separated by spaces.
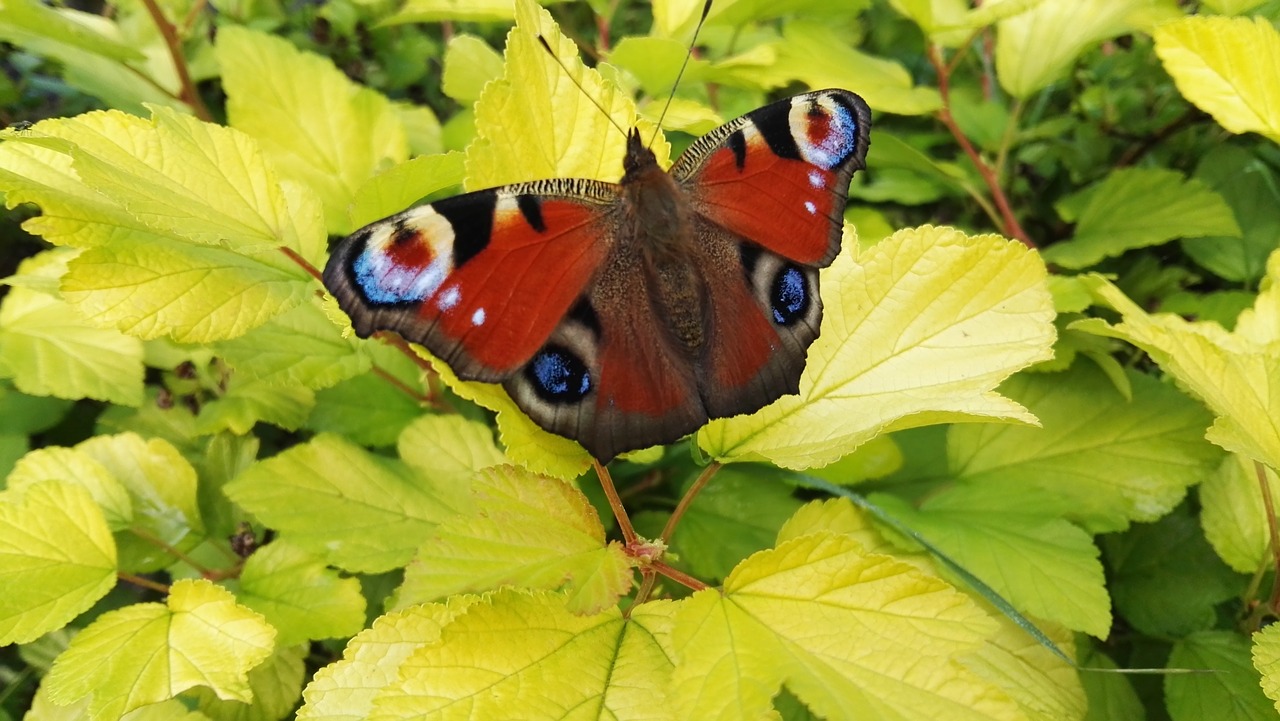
xmin=648 ymin=0 xmax=714 ymax=147
xmin=536 ymin=34 xmax=630 ymax=141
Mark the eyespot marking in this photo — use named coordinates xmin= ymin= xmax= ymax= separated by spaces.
xmin=526 ymin=345 xmax=592 ymax=403
xmin=771 ymin=264 xmax=810 ymax=326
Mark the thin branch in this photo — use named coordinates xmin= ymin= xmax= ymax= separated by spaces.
xmin=594 ymin=459 xmax=638 ymax=545
xmin=377 ymin=332 xmax=438 ymax=374
xmin=371 ymin=363 xmax=436 ymax=405
xmin=138 ymin=0 xmax=212 ymax=121
xmin=653 ymin=560 xmax=708 ymax=592
xmin=1256 ymin=460 xmax=1280 ymax=614
xmin=927 ymin=44 xmax=1033 ymax=248
xmin=279 ymin=246 xmax=323 ymax=283
xmin=118 ymin=572 xmax=171 ymax=595
xmin=661 ymin=462 xmax=721 ymax=543
xmin=129 ymin=526 xmax=215 ymax=576
xmin=632 ymin=569 xmax=659 ymax=607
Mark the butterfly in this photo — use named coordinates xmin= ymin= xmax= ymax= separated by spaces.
xmin=323 ymin=89 xmax=871 ymax=462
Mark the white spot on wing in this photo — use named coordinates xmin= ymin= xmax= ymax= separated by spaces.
xmin=804 ymin=201 xmax=817 ymax=215
xmin=471 ymin=308 xmax=486 ymax=326
xmin=809 ymin=170 xmax=826 ymax=188
xmin=437 ymin=285 xmax=461 ymax=311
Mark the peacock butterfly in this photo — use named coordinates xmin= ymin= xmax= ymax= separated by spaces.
xmin=323 ymin=89 xmax=871 ymax=462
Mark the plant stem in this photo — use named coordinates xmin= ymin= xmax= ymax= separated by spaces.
xmin=279 ymin=246 xmax=323 ymax=283
xmin=661 ymin=461 xmax=721 ymax=543
xmin=1256 ymin=460 xmax=1280 ymax=614
xmin=371 ymin=363 xmax=437 ymax=406
xmin=594 ymin=459 xmax=638 ymax=545
xmin=928 ymin=44 xmax=1033 ymax=248
xmin=129 ymin=527 xmax=213 ymax=575
xmin=118 ymin=572 xmax=171 ymax=594
xmin=653 ymin=560 xmax=708 ymax=592
xmin=138 ymin=0 xmax=212 ymax=121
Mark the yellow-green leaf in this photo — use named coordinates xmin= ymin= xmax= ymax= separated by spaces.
xmin=0 ymin=253 xmax=144 ymax=407
xmin=52 ymin=108 xmax=321 ymax=259
xmin=394 ymin=465 xmax=632 ymax=614
xmin=441 ymin=34 xmax=504 ymax=103
xmin=1043 ymin=167 xmax=1240 ymax=269
xmin=77 ymin=432 xmax=204 ymax=573
xmin=217 ymin=26 xmax=409 ymax=235
xmin=212 ymin=298 xmax=369 ymax=390
xmin=370 ymin=590 xmax=678 ymax=721
xmin=948 ymin=363 xmax=1223 ymax=533
xmin=384 ymin=0 xmax=519 ymax=24
xmin=62 ymin=238 xmax=312 ymax=344
xmin=701 ymin=225 xmax=1056 ymax=470
xmin=1154 ymin=15 xmax=1280 ymax=143
xmin=297 ymin=599 xmax=478 ymax=721
xmin=1168 ymin=631 xmax=1274 ymax=721
xmin=877 ymin=488 xmax=1110 ymax=637
xmin=236 ymin=541 xmax=367 ymax=647
xmin=191 ymin=645 xmax=307 ymax=721
xmin=347 ymin=152 xmax=465 ymax=230
xmin=768 ymin=20 xmax=942 ymax=115
xmin=996 ymin=0 xmax=1160 ymax=97
xmin=45 ymin=579 xmax=276 ymax=720
xmin=1080 ymin=275 xmax=1280 ymax=474
xmin=671 ymin=532 xmax=1009 ymax=720
xmin=0 ymin=481 xmax=117 ymax=645
xmin=224 ymin=434 xmax=459 ymax=573
xmin=395 ymin=414 xmax=507 ymax=485
xmin=5 ymin=444 xmax=132 ymax=530
xmin=1201 ymin=454 xmax=1279 ymax=574
xmin=1254 ymin=624 xmax=1280 ymax=714
xmin=465 ymin=0 xmax=668 ymax=189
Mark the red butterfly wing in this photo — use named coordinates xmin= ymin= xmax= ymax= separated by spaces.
xmin=674 ymin=89 xmax=871 ymax=267
xmin=324 ymin=181 xmax=619 ymax=381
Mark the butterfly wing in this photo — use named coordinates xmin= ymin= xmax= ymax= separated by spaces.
xmin=675 ymin=89 xmax=871 ymax=414
xmin=502 ymin=255 xmax=707 ymax=462
xmin=323 ymin=179 xmax=621 ymax=382
xmin=673 ymin=89 xmax=871 ymax=267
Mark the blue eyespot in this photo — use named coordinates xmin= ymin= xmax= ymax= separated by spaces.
xmin=771 ymin=265 xmax=809 ymax=325
xmin=527 ymin=346 xmax=591 ymax=403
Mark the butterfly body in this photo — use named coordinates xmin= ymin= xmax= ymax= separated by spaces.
xmin=324 ymin=89 xmax=871 ymax=461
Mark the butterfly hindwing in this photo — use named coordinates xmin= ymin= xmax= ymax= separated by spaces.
xmin=323 ymin=180 xmax=619 ymax=381
xmin=674 ymin=89 xmax=871 ymax=268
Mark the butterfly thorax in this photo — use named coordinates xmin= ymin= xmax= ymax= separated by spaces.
xmin=618 ymin=130 xmax=705 ymax=354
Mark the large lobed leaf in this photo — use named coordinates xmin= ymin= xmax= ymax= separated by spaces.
xmin=1043 ymin=167 xmax=1240 ymax=269
xmin=700 ymin=224 xmax=1056 ymax=470
xmin=224 ymin=433 xmax=461 ymax=574
xmin=0 ymin=480 xmax=117 ymax=646
xmin=217 ymin=26 xmax=409 ymax=235
xmin=393 ymin=465 xmax=633 ymax=615
xmin=0 ymin=108 xmax=325 ymax=345
xmin=44 ymin=579 xmax=276 ymax=721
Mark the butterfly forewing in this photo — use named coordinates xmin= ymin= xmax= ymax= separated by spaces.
xmin=324 ymin=181 xmax=620 ymax=381
xmin=675 ymin=89 xmax=871 ymax=267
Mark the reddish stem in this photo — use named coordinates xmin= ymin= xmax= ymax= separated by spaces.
xmin=593 ymin=459 xmax=638 ymax=545
xmin=279 ymin=246 xmax=323 ymax=283
xmin=118 ymin=573 xmax=171 ymax=595
xmin=661 ymin=462 xmax=720 ymax=543
xmin=138 ymin=0 xmax=212 ymax=121
xmin=1256 ymin=460 xmax=1280 ymax=614
xmin=653 ymin=560 xmax=708 ymax=592
xmin=927 ymin=44 xmax=1033 ymax=248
